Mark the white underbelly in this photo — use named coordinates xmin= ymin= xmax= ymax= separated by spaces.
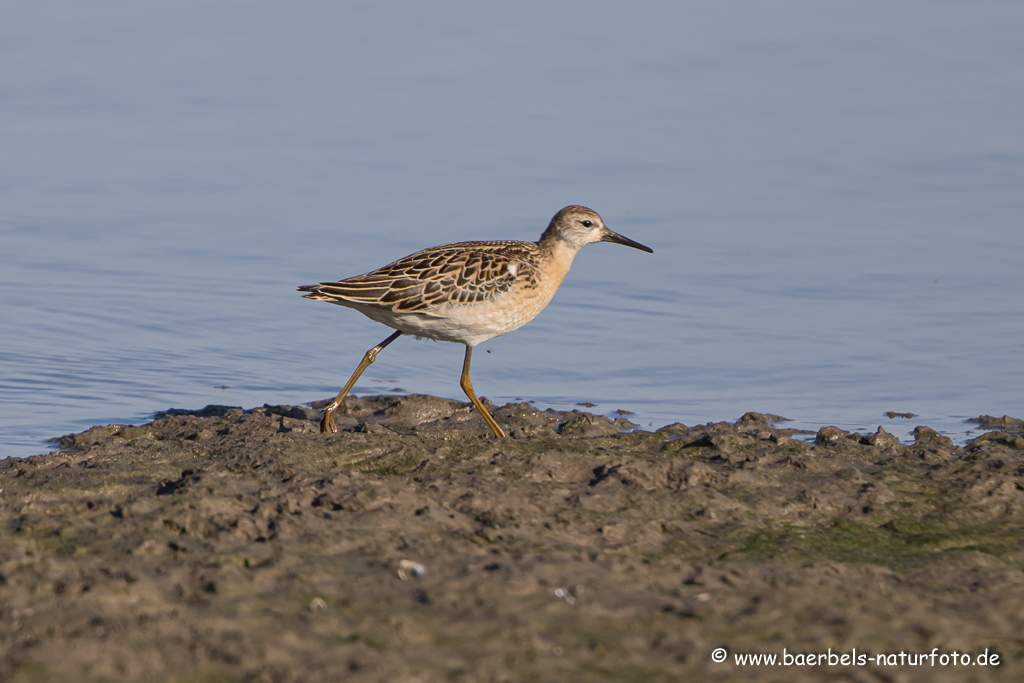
xmin=342 ymin=289 xmax=554 ymax=347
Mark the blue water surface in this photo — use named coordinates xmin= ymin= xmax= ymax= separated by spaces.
xmin=2 ymin=2 xmax=1022 ymax=458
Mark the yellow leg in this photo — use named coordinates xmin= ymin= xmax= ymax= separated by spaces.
xmin=321 ymin=331 xmax=402 ymax=433
xmin=460 ymin=345 xmax=506 ymax=438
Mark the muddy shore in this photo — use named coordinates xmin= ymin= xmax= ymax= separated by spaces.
xmin=2 ymin=395 xmax=1023 ymax=682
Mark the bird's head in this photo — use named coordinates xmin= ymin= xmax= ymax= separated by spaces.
xmin=542 ymin=205 xmax=653 ymax=253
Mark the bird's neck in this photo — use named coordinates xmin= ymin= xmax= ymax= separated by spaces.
xmin=536 ymin=236 xmax=581 ymax=289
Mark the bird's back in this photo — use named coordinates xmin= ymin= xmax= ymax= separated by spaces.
xmin=299 ymin=239 xmax=543 ymax=314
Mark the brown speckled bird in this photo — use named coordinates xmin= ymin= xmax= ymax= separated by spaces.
xmin=299 ymin=205 xmax=652 ymax=437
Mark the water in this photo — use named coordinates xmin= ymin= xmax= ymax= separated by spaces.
xmin=2 ymin=2 xmax=1023 ymax=458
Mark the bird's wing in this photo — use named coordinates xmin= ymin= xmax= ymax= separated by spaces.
xmin=299 ymin=240 xmax=540 ymax=313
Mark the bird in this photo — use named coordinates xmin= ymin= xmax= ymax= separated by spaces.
xmin=298 ymin=205 xmax=653 ymax=438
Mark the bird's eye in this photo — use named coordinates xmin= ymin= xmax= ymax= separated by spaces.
xmin=581 ymin=219 xmax=593 ymax=227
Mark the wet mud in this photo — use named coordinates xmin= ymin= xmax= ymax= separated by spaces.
xmin=2 ymin=395 xmax=1023 ymax=682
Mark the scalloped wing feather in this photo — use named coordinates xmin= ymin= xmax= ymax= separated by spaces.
xmin=300 ymin=240 xmax=541 ymax=314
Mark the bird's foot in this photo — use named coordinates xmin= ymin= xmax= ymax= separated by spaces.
xmin=320 ymin=410 xmax=338 ymax=434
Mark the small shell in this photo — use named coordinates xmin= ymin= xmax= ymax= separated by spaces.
xmin=554 ymin=587 xmax=576 ymax=605
xmin=397 ymin=559 xmax=427 ymax=581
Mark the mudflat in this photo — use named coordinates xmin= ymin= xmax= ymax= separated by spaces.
xmin=2 ymin=396 xmax=1022 ymax=682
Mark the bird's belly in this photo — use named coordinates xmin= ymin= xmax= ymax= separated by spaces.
xmin=355 ymin=288 xmax=550 ymax=347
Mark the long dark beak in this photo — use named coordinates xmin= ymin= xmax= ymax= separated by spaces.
xmin=602 ymin=229 xmax=653 ymax=253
